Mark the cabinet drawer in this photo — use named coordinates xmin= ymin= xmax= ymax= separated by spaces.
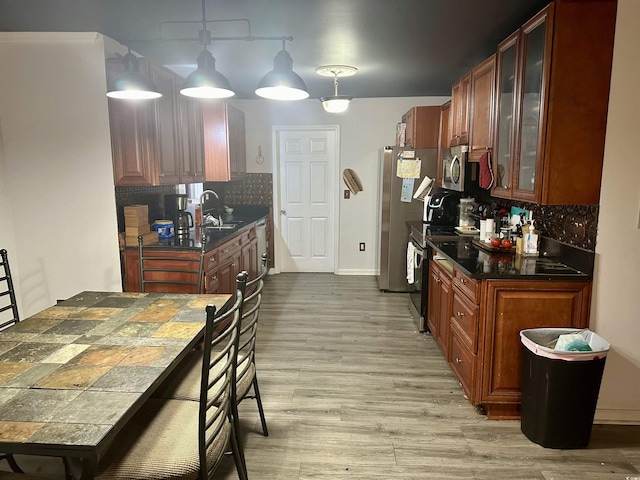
xmin=204 ymin=269 xmax=219 ymax=294
xmin=205 ymin=249 xmax=219 ymax=272
xmin=218 ymin=237 xmax=242 ymax=263
xmin=450 ymin=289 xmax=479 ymax=353
xmin=452 ymin=269 xmax=479 ymax=302
xmin=449 ymin=331 xmax=476 ymax=400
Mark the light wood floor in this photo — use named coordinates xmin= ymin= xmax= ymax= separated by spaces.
xmin=4 ymin=273 xmax=640 ymax=479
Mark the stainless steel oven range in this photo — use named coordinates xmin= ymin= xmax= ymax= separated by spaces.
xmin=408 ymin=223 xmax=455 ymax=332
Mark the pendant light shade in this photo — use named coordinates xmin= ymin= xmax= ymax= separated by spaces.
xmin=255 ymin=48 xmax=309 ymax=100
xmin=320 ymin=96 xmax=352 ymax=113
xmin=106 ymin=52 xmax=162 ymax=100
xmin=180 ymin=49 xmax=234 ymax=98
xmin=315 ymin=65 xmax=357 ymax=113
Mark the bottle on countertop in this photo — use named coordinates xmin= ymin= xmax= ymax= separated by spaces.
xmin=524 ymin=218 xmax=540 ymax=255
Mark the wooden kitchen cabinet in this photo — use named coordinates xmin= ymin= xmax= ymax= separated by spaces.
xmin=202 ymin=102 xmax=246 ymax=182
xmin=149 ymin=63 xmax=182 ymax=185
xmin=106 ymin=57 xmax=158 ymax=187
xmin=107 ymin=57 xmax=206 ymax=186
xmin=426 ymin=259 xmax=452 ymax=354
xmin=479 ymin=279 xmax=591 ymax=419
xmin=491 ymin=1 xmax=617 ymax=205
xmin=449 ymin=72 xmax=470 ymax=147
xmin=436 ymin=101 xmax=451 ymax=187
xmin=217 ymin=235 xmax=243 ymax=294
xmin=433 ymin=259 xmax=592 ymax=419
xmin=203 ymin=248 xmax=219 ymax=294
xmin=401 ymin=106 xmax=441 ymax=148
xmin=177 ymin=96 xmax=206 ymax=184
xmin=468 ymin=55 xmax=495 ymax=162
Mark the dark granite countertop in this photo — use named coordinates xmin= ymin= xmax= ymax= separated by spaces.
xmin=427 ymin=235 xmax=593 ymax=280
xmin=408 ymin=221 xmax=594 ymax=281
xmin=128 ymin=205 xmax=269 ymax=253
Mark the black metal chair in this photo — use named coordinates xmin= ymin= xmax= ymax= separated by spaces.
xmin=0 ymin=249 xmax=25 ymax=474
xmin=155 ymin=257 xmax=270 ymax=437
xmin=138 ymin=235 xmax=206 ymax=293
xmin=0 ymin=249 xmax=19 ymax=330
xmin=94 ymin=284 xmax=248 ymax=480
xmin=235 ymin=253 xmax=269 ymax=437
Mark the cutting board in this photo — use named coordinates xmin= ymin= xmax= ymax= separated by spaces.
xmin=472 ymin=238 xmax=515 ymax=254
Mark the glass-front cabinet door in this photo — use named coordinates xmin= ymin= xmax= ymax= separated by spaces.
xmin=513 ymin=8 xmax=551 ymax=201
xmin=491 ymin=33 xmax=519 ymax=198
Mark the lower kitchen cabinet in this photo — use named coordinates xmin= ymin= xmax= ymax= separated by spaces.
xmin=479 ymin=279 xmax=591 ymax=419
xmin=123 ymin=224 xmax=258 ymax=294
xmin=427 ymin=259 xmax=452 ymax=353
xmin=430 ymin=265 xmax=591 ymax=419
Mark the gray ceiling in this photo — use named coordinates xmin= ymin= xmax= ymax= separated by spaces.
xmin=0 ymin=0 xmax=550 ymax=99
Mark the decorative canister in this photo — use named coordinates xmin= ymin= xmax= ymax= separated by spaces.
xmin=154 ymin=220 xmax=175 ymax=238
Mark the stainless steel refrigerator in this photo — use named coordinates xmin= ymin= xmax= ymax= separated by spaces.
xmin=377 ymin=146 xmax=438 ymax=292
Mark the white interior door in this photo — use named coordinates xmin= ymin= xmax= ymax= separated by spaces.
xmin=276 ymin=127 xmax=337 ymax=272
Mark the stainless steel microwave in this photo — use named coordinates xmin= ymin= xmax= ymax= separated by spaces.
xmin=442 ymin=145 xmax=469 ymax=192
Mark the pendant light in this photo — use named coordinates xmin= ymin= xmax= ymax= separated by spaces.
xmin=106 ymin=50 xmax=162 ymax=100
xmin=255 ymin=39 xmax=309 ymax=100
xmin=179 ymin=0 xmax=234 ymax=99
xmin=315 ymin=65 xmax=357 ymax=113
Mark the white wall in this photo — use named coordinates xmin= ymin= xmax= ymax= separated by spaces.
xmin=592 ymin=0 xmax=640 ymax=424
xmin=232 ymin=96 xmax=448 ymax=274
xmin=0 ymin=33 xmax=122 ymax=317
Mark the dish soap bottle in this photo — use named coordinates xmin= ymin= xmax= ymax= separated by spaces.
xmin=524 ymin=219 xmax=540 ymax=256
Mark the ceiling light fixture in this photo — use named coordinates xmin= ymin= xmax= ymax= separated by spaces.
xmin=315 ymin=65 xmax=358 ymax=113
xmin=179 ymin=0 xmax=234 ymax=99
xmin=255 ymin=39 xmax=309 ymax=100
xmin=106 ymin=49 xmax=162 ymax=100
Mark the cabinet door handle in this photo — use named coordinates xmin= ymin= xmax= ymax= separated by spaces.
xmin=456 ymin=311 xmax=465 ymax=317
xmin=455 ymin=357 xmax=462 ymax=364
xmin=459 ymin=278 xmax=466 ymax=285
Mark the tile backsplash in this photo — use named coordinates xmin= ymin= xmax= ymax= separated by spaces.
xmin=218 ymin=173 xmax=273 ymax=206
xmin=505 ymin=201 xmax=599 ymax=251
xmin=114 ymin=185 xmax=176 ymax=232
xmin=115 ymin=174 xmax=273 ymax=232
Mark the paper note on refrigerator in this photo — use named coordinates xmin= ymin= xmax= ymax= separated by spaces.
xmin=400 ymin=178 xmax=415 ymax=202
xmin=396 ymin=158 xmax=421 ymax=178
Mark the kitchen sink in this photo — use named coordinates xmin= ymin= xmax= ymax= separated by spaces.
xmin=204 ymin=225 xmax=237 ymax=231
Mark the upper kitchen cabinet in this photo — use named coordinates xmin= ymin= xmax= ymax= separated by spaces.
xmin=401 ymin=106 xmax=441 ymax=148
xmin=491 ymin=1 xmax=617 ymax=205
xmin=468 ymin=55 xmax=496 ymax=162
xmin=201 ymin=102 xmax=246 ymax=182
xmin=436 ymin=101 xmax=451 ymax=186
xmin=107 ymin=57 xmax=203 ymax=186
xmin=149 ymin=63 xmax=183 ymax=185
xmin=449 ymin=72 xmax=470 ymax=147
xmin=106 ymin=57 xmax=158 ymax=186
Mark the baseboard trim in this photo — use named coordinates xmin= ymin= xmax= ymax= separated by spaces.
xmin=336 ymin=269 xmax=377 ymax=276
xmin=594 ymin=408 xmax=640 ymax=425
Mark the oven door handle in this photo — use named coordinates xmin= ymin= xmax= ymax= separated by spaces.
xmin=412 ymin=241 xmax=424 ymax=268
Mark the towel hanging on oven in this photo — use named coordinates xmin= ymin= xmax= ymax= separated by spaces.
xmin=406 ymin=242 xmax=415 ymax=284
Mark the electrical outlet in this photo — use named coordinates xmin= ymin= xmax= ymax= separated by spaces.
xmin=344 ymin=189 xmax=350 ymax=199
xmin=359 ymin=242 xmax=365 ymax=251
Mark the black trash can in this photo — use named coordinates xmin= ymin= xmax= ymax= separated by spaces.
xmin=520 ymin=328 xmax=610 ymax=449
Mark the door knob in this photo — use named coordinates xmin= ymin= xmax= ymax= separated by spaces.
xmin=281 ymin=210 xmax=287 ymax=215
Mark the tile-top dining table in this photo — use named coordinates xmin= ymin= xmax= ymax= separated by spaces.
xmin=0 ymin=290 xmax=232 ymax=479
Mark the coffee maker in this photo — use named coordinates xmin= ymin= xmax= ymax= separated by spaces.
xmin=165 ymin=194 xmax=193 ymax=237
xmin=425 ymin=190 xmax=461 ymax=226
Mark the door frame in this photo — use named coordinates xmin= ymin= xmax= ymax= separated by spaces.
xmin=271 ymin=125 xmax=341 ymax=274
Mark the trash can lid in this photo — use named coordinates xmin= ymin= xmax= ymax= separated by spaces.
xmin=520 ymin=328 xmax=610 ymax=361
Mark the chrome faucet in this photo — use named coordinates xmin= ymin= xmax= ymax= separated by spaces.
xmin=199 ymin=189 xmax=221 ymax=225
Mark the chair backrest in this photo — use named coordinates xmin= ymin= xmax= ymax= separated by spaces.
xmin=198 ymin=275 xmax=247 ymax=478
xmin=138 ymin=235 xmax=206 ymax=293
xmin=236 ymin=254 xmax=268 ymax=388
xmin=0 ymin=249 xmax=20 ymax=330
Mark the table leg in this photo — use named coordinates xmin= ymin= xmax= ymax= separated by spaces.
xmin=64 ymin=456 xmax=98 ymax=480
